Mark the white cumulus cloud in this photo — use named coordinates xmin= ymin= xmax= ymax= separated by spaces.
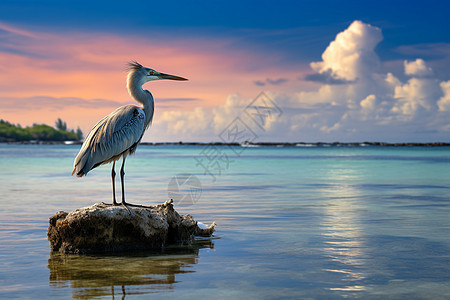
xmin=309 ymin=20 xmax=382 ymax=82
xmin=392 ymin=78 xmax=441 ymax=118
xmin=404 ymin=59 xmax=433 ymax=77
xmin=360 ymin=94 xmax=376 ymax=112
xmin=437 ymin=80 xmax=450 ymax=111
xmin=149 ymin=20 xmax=450 ymax=142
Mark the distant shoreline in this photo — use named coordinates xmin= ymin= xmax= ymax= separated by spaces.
xmin=2 ymin=141 xmax=450 ymax=147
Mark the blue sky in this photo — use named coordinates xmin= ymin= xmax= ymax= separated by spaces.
xmin=2 ymin=1 xmax=448 ymax=56
xmin=0 ymin=1 xmax=449 ymax=142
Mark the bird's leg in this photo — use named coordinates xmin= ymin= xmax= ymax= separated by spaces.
xmin=112 ymin=161 xmax=118 ymax=205
xmin=102 ymin=161 xmax=118 ymax=206
xmin=117 ymin=153 xmax=147 ymax=209
xmin=120 ymin=154 xmax=132 ymax=214
xmin=120 ymin=154 xmax=127 ymax=205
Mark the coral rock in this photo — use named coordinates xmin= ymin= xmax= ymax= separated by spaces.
xmin=195 ymin=221 xmax=217 ymax=236
xmin=47 ymin=201 xmax=202 ymax=254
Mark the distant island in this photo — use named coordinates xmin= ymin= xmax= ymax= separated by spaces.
xmin=139 ymin=141 xmax=450 ymax=147
xmin=0 ymin=119 xmax=448 ymax=147
xmin=4 ymin=140 xmax=449 ymax=147
xmin=0 ymin=119 xmax=83 ymax=142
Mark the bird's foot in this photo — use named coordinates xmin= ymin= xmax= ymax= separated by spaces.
xmin=122 ymin=202 xmax=154 ymax=209
xmin=121 ymin=202 xmax=132 ymax=214
xmin=101 ymin=202 xmax=132 ymax=214
xmin=101 ymin=201 xmax=153 ymax=210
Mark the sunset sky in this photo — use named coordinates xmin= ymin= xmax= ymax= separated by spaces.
xmin=0 ymin=0 xmax=449 ymax=142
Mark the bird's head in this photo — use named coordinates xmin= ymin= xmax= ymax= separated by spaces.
xmin=127 ymin=61 xmax=188 ymax=84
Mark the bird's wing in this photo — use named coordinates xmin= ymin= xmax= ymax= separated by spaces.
xmin=73 ymin=105 xmax=146 ymax=176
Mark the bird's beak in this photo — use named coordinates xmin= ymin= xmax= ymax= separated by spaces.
xmin=157 ymin=72 xmax=188 ymax=81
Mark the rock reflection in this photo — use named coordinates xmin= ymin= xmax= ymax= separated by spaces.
xmin=48 ymin=241 xmax=214 ymax=299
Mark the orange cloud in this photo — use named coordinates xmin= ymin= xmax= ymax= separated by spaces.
xmin=0 ymin=23 xmax=308 ymax=140
xmin=0 ymin=22 xmax=38 ymax=38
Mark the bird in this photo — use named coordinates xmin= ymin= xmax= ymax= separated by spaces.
xmin=72 ymin=61 xmax=187 ymax=208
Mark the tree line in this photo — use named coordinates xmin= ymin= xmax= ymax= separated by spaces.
xmin=0 ymin=118 xmax=83 ymax=142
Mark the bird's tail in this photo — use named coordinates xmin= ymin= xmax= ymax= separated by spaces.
xmin=72 ymin=150 xmax=90 ymax=177
xmin=71 ymin=168 xmax=85 ymax=177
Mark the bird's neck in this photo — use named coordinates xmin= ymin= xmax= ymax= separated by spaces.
xmin=127 ymin=80 xmax=154 ymax=127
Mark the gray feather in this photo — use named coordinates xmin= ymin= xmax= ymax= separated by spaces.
xmin=73 ymin=105 xmax=145 ymax=176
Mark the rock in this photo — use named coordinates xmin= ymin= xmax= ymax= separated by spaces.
xmin=195 ymin=221 xmax=216 ymax=236
xmin=47 ymin=200 xmax=215 ymax=254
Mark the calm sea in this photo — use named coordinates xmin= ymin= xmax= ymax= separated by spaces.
xmin=0 ymin=143 xmax=449 ymax=299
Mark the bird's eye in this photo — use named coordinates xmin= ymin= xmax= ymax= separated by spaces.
xmin=149 ymin=70 xmax=154 ymax=76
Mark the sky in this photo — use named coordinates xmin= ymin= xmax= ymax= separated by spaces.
xmin=0 ymin=0 xmax=449 ymax=142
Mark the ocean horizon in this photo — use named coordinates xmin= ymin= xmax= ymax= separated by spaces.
xmin=4 ymin=140 xmax=450 ymax=146
xmin=1 ymin=143 xmax=449 ymax=299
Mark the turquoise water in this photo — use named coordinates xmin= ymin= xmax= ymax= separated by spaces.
xmin=0 ymin=143 xmax=450 ymax=299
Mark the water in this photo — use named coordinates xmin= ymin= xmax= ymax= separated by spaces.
xmin=0 ymin=143 xmax=450 ymax=299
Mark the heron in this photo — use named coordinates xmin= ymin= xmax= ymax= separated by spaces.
xmin=72 ymin=61 xmax=187 ymax=208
